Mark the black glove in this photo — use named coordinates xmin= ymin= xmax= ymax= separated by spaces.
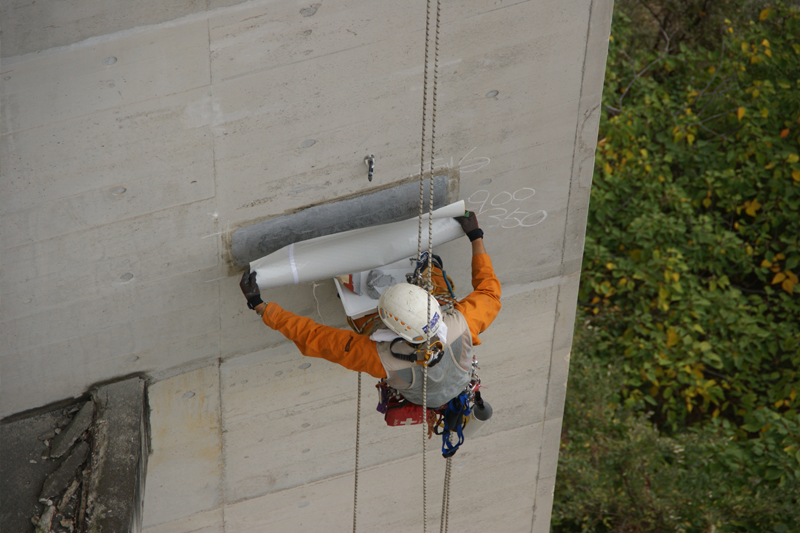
xmin=455 ymin=211 xmax=483 ymax=241
xmin=240 ymin=269 xmax=264 ymax=309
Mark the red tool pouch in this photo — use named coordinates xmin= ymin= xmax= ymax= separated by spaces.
xmin=384 ymin=398 xmax=427 ymax=426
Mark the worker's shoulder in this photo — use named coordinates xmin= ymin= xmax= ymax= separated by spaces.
xmin=442 ymin=307 xmax=468 ymax=341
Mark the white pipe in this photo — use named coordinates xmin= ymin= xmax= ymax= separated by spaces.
xmin=251 ymin=201 xmax=466 ymax=290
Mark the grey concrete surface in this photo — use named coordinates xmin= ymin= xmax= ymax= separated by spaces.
xmin=1 ymin=0 xmax=613 ymax=530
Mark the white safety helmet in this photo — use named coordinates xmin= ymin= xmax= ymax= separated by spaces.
xmin=377 ymin=283 xmax=442 ymax=344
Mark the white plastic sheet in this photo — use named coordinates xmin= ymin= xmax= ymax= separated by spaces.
xmin=251 ymin=201 xmax=466 ymax=290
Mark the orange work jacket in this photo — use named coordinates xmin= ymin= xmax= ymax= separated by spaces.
xmin=261 ymin=253 xmax=502 ymax=379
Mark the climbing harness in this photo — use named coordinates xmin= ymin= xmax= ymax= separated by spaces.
xmin=438 ymin=392 xmax=471 ymax=457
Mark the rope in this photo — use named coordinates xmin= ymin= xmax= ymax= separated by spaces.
xmin=439 ymin=456 xmax=452 ymax=533
xmin=417 ymin=0 xmax=443 ymax=531
xmin=352 ymin=372 xmax=362 ymax=533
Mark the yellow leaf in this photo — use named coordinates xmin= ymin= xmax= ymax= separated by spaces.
xmin=672 ymin=273 xmax=680 ymax=282
xmin=775 ymin=253 xmax=785 ymax=261
xmin=666 ymin=328 xmax=679 ymax=348
xmin=753 ymin=89 xmax=760 ymax=98
xmin=741 ymin=42 xmax=749 ymax=52
xmin=687 ymin=133 xmax=695 ymax=145
xmin=713 ymin=408 xmax=720 ymax=418
xmin=737 ymin=107 xmax=746 ymax=121
xmin=686 ymin=401 xmax=693 ymax=413
xmin=787 ymin=270 xmax=799 ymax=284
xmin=760 ymin=8 xmax=770 ymax=20
xmin=745 ymin=199 xmax=761 ymax=217
xmin=609 ymin=35 xmax=614 ymax=42
xmin=702 ymin=198 xmax=712 ymax=208
xmin=782 ymin=278 xmax=795 ymax=293
xmin=772 ymin=272 xmax=787 ymax=284
xmin=762 ymin=39 xmax=770 ymax=48
xmin=604 ymin=162 xmax=613 ymax=174
xmin=761 ymin=259 xmax=772 ymax=268
xmin=792 ymin=170 xmax=800 ymax=182
xmin=761 ymin=108 xmax=769 ymax=118
xmin=606 ymin=262 xmax=614 ymax=270
xmin=787 ymin=154 xmax=800 ymax=164
xmin=765 ymin=162 xmax=776 ymax=169
xmin=707 ymin=66 xmax=715 ymax=74
xmin=791 ymin=388 xmax=797 ymax=401
xmin=765 ymin=49 xmax=772 ymax=58
xmin=728 ymin=27 xmax=734 ymax=34
xmin=591 ymin=296 xmax=601 ymax=305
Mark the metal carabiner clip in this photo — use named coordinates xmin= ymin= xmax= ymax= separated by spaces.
xmin=416 ymin=339 xmax=444 ymax=367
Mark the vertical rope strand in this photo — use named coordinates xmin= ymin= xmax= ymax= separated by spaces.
xmin=439 ymin=456 xmax=452 ymax=533
xmin=418 ymin=0 xmax=443 ymax=531
xmin=418 ymin=1 xmax=437 ymax=529
xmin=352 ymin=372 xmax=361 ymax=533
xmin=417 ymin=0 xmax=433 ymax=266
xmin=427 ymin=0 xmax=442 ymax=263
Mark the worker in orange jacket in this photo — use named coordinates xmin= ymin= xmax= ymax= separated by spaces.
xmin=239 ymin=212 xmax=501 ymax=408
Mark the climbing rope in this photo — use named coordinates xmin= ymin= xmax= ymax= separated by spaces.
xmin=352 ymin=372 xmax=362 ymax=533
xmin=416 ymin=0 xmax=442 ymax=531
xmin=352 ymin=0 xmax=445 ymax=529
xmin=439 ymin=456 xmax=452 ymax=533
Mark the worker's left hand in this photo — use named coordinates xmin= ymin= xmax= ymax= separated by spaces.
xmin=240 ymin=269 xmax=264 ymax=309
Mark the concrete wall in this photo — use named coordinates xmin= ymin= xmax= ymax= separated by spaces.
xmin=1 ymin=0 xmax=613 ymax=530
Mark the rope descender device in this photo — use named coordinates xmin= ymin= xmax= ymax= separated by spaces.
xmin=416 ymin=339 xmax=444 ymax=367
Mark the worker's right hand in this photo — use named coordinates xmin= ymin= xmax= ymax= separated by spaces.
xmin=240 ymin=269 xmax=264 ymax=309
xmin=455 ymin=211 xmax=480 ymax=233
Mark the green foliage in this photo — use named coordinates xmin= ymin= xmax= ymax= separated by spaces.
xmin=583 ymin=2 xmax=800 ymax=433
xmin=554 ymin=1 xmax=800 ymax=530
xmin=552 ymin=341 xmax=800 ymax=533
